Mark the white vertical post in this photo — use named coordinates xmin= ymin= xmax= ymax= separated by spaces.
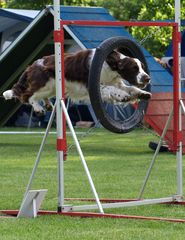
xmin=175 ymin=0 xmax=183 ymax=198
xmin=54 ymin=0 xmax=65 ymax=211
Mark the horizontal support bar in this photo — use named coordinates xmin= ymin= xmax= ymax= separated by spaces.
xmin=72 ymin=197 xmax=174 ymax=211
xmin=65 ymin=198 xmax=138 ymax=203
xmin=61 ymin=20 xmax=177 ymax=27
xmin=0 ymin=131 xmax=85 ymax=135
xmin=0 ymin=131 xmax=56 ymax=135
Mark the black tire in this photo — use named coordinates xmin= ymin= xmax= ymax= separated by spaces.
xmin=149 ymin=141 xmax=169 ymax=152
xmin=88 ymin=36 xmax=151 ymax=133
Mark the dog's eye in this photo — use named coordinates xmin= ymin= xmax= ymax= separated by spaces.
xmin=141 ymin=63 xmax=146 ymax=70
xmin=133 ymin=66 xmax=139 ymax=72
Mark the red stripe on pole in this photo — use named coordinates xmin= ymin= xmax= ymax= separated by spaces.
xmin=57 ymin=138 xmax=67 ymax=152
xmin=172 ymin=26 xmax=181 ymax=151
xmin=53 ymin=30 xmax=64 ymax=43
xmin=60 ymin=26 xmax=67 ymax=160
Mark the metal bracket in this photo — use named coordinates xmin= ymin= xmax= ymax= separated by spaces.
xmin=172 ymin=195 xmax=184 ymax=202
xmin=61 ymin=205 xmax=73 ymax=212
xmin=17 ymin=189 xmax=47 ymax=218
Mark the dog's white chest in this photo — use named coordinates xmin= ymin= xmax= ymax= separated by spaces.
xmin=100 ymin=63 xmax=120 ymax=85
xmin=65 ymin=80 xmax=89 ymax=102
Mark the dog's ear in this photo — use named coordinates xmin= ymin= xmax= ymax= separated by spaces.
xmin=117 ymin=58 xmax=130 ymax=71
xmin=106 ymin=51 xmax=120 ymax=71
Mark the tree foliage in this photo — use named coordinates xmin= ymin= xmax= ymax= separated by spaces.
xmin=1 ymin=0 xmax=185 ymax=56
xmin=100 ymin=0 xmax=185 ymax=57
xmin=131 ymin=0 xmax=185 ymax=57
xmin=0 ymin=0 xmax=97 ymax=9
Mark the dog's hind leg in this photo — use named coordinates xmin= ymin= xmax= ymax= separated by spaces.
xmin=28 ymin=78 xmax=55 ymax=114
xmin=28 ymin=95 xmax=45 ymax=114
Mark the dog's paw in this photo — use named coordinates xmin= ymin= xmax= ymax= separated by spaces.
xmin=44 ymin=100 xmax=53 ymax=111
xmin=138 ymin=92 xmax=152 ymax=100
xmin=33 ymin=105 xmax=46 ymax=115
xmin=121 ymin=95 xmax=132 ymax=102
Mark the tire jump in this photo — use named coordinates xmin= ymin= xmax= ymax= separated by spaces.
xmin=88 ymin=36 xmax=151 ymax=133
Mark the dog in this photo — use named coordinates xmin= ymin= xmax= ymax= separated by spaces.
xmin=3 ymin=49 xmax=151 ymax=114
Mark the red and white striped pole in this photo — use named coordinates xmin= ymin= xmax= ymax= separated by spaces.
xmin=53 ymin=0 xmax=67 ymax=212
xmin=173 ymin=0 xmax=183 ymax=198
xmin=53 ymin=1 xmax=103 ymax=213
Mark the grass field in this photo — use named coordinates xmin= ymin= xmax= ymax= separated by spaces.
xmin=0 ymin=127 xmax=185 ymax=239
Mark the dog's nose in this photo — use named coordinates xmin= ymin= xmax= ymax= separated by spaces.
xmin=142 ymin=74 xmax=150 ymax=83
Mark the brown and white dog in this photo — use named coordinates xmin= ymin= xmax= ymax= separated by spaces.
xmin=3 ymin=49 xmax=151 ymax=114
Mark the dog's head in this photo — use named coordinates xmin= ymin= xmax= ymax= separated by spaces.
xmin=106 ymin=51 xmax=150 ymax=89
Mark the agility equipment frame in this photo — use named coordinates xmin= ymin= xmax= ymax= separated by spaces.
xmin=53 ymin=0 xmax=185 ymax=213
xmin=2 ymin=0 xmax=185 ymax=222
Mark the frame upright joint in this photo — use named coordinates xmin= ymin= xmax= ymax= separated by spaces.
xmin=173 ymin=195 xmax=183 ymax=202
xmin=177 ymin=31 xmax=181 ymax=42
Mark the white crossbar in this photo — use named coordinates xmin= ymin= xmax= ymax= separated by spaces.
xmin=72 ymin=197 xmax=175 ymax=212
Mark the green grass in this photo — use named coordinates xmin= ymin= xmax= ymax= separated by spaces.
xmin=0 ymin=127 xmax=185 ymax=239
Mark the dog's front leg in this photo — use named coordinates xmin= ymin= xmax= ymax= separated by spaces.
xmin=119 ymin=82 xmax=151 ymax=100
xmin=128 ymin=86 xmax=151 ymax=100
xmin=100 ymin=85 xmax=132 ymax=103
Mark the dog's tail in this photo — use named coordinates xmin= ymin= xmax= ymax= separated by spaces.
xmin=3 ymin=89 xmax=14 ymax=100
xmin=3 ymin=70 xmax=28 ymax=101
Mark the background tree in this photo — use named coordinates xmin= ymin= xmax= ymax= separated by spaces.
xmin=0 ymin=0 xmax=97 ymax=9
xmin=131 ymin=0 xmax=185 ymax=57
xmin=100 ymin=0 xmax=185 ymax=57
xmin=1 ymin=0 xmax=185 ymax=57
